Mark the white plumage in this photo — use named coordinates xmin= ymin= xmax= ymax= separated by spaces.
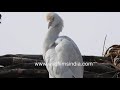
xmin=43 ymin=12 xmax=84 ymax=78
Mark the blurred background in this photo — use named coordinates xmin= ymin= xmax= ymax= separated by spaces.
xmin=0 ymin=12 xmax=120 ymax=56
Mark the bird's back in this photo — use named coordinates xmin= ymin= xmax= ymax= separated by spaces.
xmin=45 ymin=36 xmax=84 ymax=78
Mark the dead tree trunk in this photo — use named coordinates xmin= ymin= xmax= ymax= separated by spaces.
xmin=0 ymin=54 xmax=120 ymax=78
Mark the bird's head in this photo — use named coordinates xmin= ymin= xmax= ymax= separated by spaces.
xmin=46 ymin=12 xmax=64 ymax=29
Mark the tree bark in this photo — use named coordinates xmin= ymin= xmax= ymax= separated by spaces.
xmin=0 ymin=54 xmax=120 ymax=78
xmin=0 ymin=69 xmax=48 ymax=78
xmin=0 ymin=57 xmax=43 ymax=66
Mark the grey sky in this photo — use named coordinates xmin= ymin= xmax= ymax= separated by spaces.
xmin=0 ymin=12 xmax=120 ymax=56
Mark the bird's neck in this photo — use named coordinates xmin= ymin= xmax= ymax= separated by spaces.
xmin=43 ymin=25 xmax=63 ymax=57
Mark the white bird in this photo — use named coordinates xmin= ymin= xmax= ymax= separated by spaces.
xmin=43 ymin=12 xmax=84 ymax=78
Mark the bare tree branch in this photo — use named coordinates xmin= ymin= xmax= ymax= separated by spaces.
xmin=102 ymin=35 xmax=107 ymax=56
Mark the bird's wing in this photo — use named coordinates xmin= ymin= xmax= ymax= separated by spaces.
xmin=45 ymin=46 xmax=73 ymax=78
xmin=55 ymin=36 xmax=84 ymax=78
xmin=44 ymin=47 xmax=56 ymax=78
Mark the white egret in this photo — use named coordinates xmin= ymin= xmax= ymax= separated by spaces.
xmin=43 ymin=12 xmax=84 ymax=78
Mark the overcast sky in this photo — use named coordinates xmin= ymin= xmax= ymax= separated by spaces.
xmin=0 ymin=12 xmax=120 ymax=56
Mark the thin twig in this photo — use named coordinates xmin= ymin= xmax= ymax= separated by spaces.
xmin=0 ymin=14 xmax=1 ymax=24
xmin=102 ymin=35 xmax=107 ymax=56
